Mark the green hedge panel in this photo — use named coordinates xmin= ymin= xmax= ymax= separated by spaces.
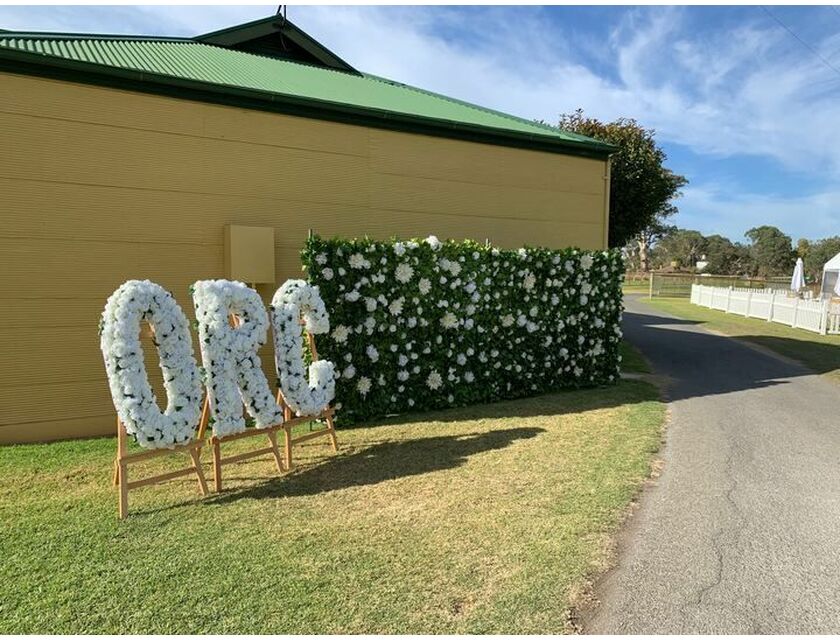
xmin=302 ymin=235 xmax=624 ymax=425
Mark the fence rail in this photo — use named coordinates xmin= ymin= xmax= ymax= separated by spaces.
xmin=690 ymin=284 xmax=840 ymax=335
xmin=638 ymin=273 xmax=790 ymax=298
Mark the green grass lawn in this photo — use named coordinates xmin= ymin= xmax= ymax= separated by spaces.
xmin=619 ymin=340 xmax=651 ymax=374
xmin=1 ymin=381 xmax=664 ymax=634
xmin=643 ymin=297 xmax=840 ymax=382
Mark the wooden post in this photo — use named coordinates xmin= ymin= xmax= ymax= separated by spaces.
xmin=117 ymin=417 xmax=128 ymax=520
xmin=820 ymin=300 xmax=829 ymax=335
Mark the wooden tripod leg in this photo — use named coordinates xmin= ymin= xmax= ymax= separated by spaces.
xmin=212 ymin=438 xmax=223 ymax=493
xmin=189 ymin=447 xmax=209 ymax=497
xmin=283 ymin=426 xmax=293 ymax=471
xmin=267 ymin=430 xmax=285 ymax=472
xmin=325 ymin=414 xmax=339 ymax=453
xmin=112 ymin=460 xmax=120 ymax=486
xmin=116 ymin=419 xmax=129 ymax=520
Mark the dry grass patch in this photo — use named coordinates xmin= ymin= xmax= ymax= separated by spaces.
xmin=1 ymin=381 xmax=663 ymax=634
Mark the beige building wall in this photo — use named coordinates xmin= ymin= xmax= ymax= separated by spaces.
xmin=0 ymin=72 xmax=610 ymax=443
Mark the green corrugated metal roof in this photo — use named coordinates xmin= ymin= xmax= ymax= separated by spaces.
xmin=0 ymin=24 xmax=614 ymax=157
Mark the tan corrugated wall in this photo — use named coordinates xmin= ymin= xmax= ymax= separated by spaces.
xmin=0 ymin=72 xmax=610 ymax=443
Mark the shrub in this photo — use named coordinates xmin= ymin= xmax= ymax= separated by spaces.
xmin=302 ymin=234 xmax=624 ymax=424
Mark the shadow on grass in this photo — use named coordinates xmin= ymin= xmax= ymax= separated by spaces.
xmin=207 ymin=426 xmax=545 ymax=503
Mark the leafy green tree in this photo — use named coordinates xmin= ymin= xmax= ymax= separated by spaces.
xmin=744 ymin=226 xmax=794 ymax=277
xmin=703 ymin=234 xmax=751 ymax=275
xmin=803 ymin=236 xmax=840 ymax=280
xmin=558 ymin=110 xmax=688 ymax=249
xmin=655 ymin=228 xmax=706 ymax=269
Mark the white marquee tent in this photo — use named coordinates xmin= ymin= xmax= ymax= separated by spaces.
xmin=821 ymin=252 xmax=840 ymax=297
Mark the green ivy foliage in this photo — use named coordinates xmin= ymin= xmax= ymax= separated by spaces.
xmin=302 ymin=235 xmax=625 ymax=425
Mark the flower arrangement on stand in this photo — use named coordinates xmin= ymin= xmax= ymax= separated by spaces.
xmin=99 ymin=280 xmax=203 ymax=448
xmin=192 ymin=280 xmax=284 ymax=437
xmin=271 ymin=279 xmax=336 ymax=416
xmin=302 ymin=234 xmax=625 ymax=425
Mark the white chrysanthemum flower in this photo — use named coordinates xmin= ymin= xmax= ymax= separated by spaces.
xmin=321 ymin=268 xmax=334 ymax=280
xmin=356 ymin=376 xmax=371 ymax=396
xmin=394 ymin=242 xmax=406 ymax=256
xmin=397 ymin=370 xmax=410 ymax=381
xmin=343 ymin=364 xmax=356 ymax=379
xmin=426 ymin=370 xmax=443 ymax=390
xmin=418 ymin=278 xmax=432 ymax=295
xmin=365 ymin=297 xmax=377 ymax=312
xmin=395 ymin=262 xmax=414 ymax=283
xmin=315 ymin=253 xmax=328 ymax=265
xmin=389 ymin=298 xmax=404 ymax=316
xmin=581 ymin=282 xmax=593 ymax=295
xmin=449 ymin=261 xmax=462 ymax=276
xmin=580 ymin=255 xmax=594 ymax=270
xmin=332 ymin=325 xmax=350 ymax=343
xmin=501 ymin=314 xmax=515 ymax=328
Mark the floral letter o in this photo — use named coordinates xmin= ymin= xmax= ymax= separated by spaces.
xmin=100 ymin=280 xmax=203 ymax=449
xmin=192 ymin=280 xmax=284 ymax=437
xmin=271 ymin=280 xmax=336 ymax=416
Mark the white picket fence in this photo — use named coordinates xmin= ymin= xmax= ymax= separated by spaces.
xmin=690 ymin=284 xmax=840 ymax=335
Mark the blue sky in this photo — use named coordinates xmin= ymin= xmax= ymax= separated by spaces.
xmin=3 ymin=4 xmax=840 ymax=244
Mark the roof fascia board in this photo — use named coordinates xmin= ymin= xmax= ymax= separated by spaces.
xmin=0 ymin=50 xmax=614 ymax=158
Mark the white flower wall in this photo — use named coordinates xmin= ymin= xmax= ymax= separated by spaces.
xmin=302 ymin=235 xmax=625 ymax=424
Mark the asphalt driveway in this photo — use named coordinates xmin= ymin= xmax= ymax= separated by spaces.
xmin=586 ymin=295 xmax=840 ymax=634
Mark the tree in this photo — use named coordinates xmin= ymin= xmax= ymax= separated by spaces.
xmin=558 ymin=109 xmax=688 ymax=250
xmin=703 ymin=234 xmax=751 ymax=275
xmin=803 ymin=236 xmax=840 ymax=281
xmin=655 ymin=228 xmax=706 ymax=270
xmin=744 ymin=226 xmax=794 ymax=277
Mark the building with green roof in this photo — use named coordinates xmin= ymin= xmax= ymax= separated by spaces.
xmin=0 ymin=14 xmax=615 ymax=443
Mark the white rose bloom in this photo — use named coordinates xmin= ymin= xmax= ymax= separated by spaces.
xmin=581 ymin=282 xmax=593 ymax=295
xmin=394 ymin=242 xmax=406 ymax=256
xmin=440 ymin=312 xmax=458 ymax=329
xmin=501 ymin=314 xmax=515 ymax=328
xmin=580 ymin=255 xmax=594 ymax=270
xmin=321 ymin=268 xmax=334 ymax=280
xmin=464 ymin=371 xmax=475 ymax=383
xmin=343 ymin=365 xmax=356 ymax=379
xmin=456 ymin=353 xmax=467 ymax=365
xmin=397 ymin=370 xmax=410 ymax=381
xmin=523 ymin=272 xmax=536 ymax=290
xmin=345 ymin=290 xmax=360 ymax=302
xmin=366 ymin=345 xmax=379 ymax=362
xmin=425 ymin=235 xmax=442 ymax=250
xmin=315 ymin=253 xmax=328 ymax=265
xmin=349 ymin=253 xmax=369 ymax=269
xmin=365 ymin=297 xmax=377 ymax=312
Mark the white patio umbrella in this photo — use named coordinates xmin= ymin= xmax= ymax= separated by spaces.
xmin=791 ymin=257 xmax=806 ymax=292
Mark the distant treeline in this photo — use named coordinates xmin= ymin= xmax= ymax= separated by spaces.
xmin=625 ymin=225 xmax=840 ymax=280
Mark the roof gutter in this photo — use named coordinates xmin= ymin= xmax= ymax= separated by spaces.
xmin=0 ymin=48 xmax=617 ymax=159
